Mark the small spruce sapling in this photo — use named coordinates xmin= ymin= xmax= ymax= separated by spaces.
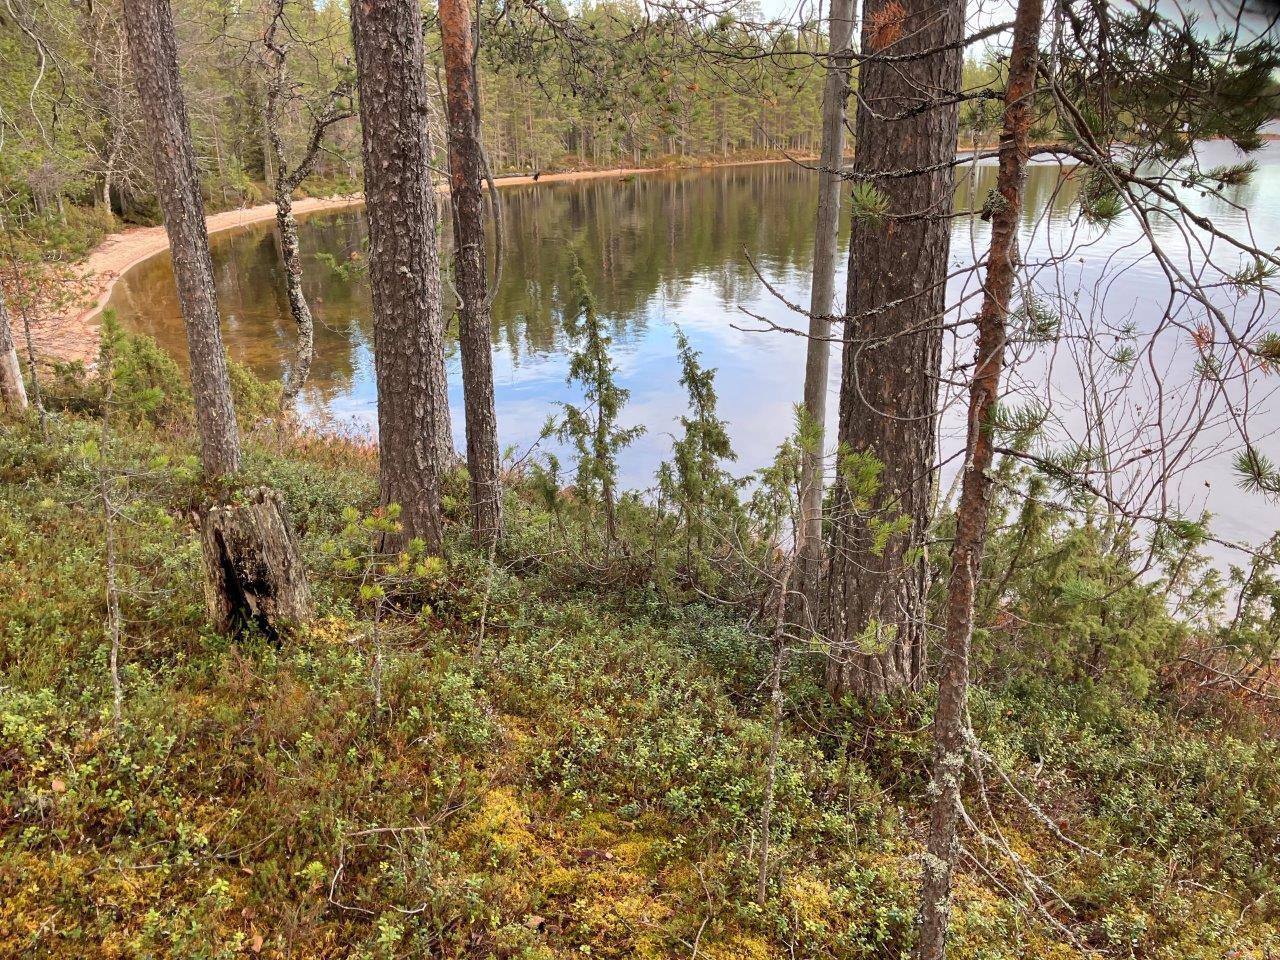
xmin=656 ymin=328 xmax=740 ymax=581
xmin=555 ymin=255 xmax=644 ymax=546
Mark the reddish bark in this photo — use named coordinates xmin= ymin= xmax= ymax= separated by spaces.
xmin=440 ymin=0 xmax=504 ymax=547
xmin=825 ymin=0 xmax=966 ymax=699
xmin=914 ymin=0 xmax=1045 ymax=954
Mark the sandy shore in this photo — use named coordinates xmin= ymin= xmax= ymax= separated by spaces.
xmin=27 ymin=162 xmax=723 ymax=368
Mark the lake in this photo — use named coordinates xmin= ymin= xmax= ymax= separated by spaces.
xmin=109 ymin=146 xmax=1280 ymax=563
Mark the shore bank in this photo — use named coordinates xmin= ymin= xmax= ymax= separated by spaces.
xmin=29 ymin=141 xmax=1082 ymax=369
xmin=28 ymin=160 xmax=800 ymax=368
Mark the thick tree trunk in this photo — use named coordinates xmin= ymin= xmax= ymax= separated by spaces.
xmin=122 ymin=0 xmax=241 ymax=478
xmin=439 ymin=0 xmax=504 ymax=547
xmin=0 ymin=286 xmax=28 ymax=411
xmin=825 ymin=0 xmax=965 ymax=700
xmin=914 ymin=0 xmax=1042 ymax=955
xmin=200 ymin=488 xmax=313 ymax=639
xmin=796 ymin=0 xmax=855 ymax=625
xmin=351 ymin=0 xmax=452 ymax=552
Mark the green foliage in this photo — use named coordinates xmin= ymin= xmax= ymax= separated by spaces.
xmin=969 ymin=462 xmax=1205 ymax=702
xmin=1203 ymin=160 xmax=1258 ymax=187
xmin=848 ymin=181 xmax=890 ymax=222
xmin=1078 ymin=169 xmax=1125 ymax=224
xmin=1234 ymin=447 xmax=1280 ymax=497
xmin=3 ymin=381 xmax=1280 ymax=957
xmin=552 ymin=255 xmax=644 ymax=541
xmin=655 ymin=328 xmax=742 ymax=584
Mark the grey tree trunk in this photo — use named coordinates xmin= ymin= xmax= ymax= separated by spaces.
xmin=351 ymin=0 xmax=453 ymax=552
xmin=273 ymin=183 xmax=315 ymax=407
xmin=122 ymin=0 xmax=241 ymax=478
xmin=201 ymin=488 xmax=313 ymax=639
xmin=913 ymin=1 xmax=1042 ymax=955
xmin=440 ymin=0 xmax=504 ymax=547
xmin=0 ymin=286 xmax=28 ymax=411
xmin=263 ymin=34 xmax=312 ymax=407
xmin=123 ymin=0 xmax=311 ymax=637
xmin=262 ymin=10 xmax=350 ymax=409
xmin=796 ymin=0 xmax=855 ymax=625
xmin=825 ymin=0 xmax=965 ymax=700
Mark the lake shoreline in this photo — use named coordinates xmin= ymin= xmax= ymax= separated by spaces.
xmin=29 ymin=157 xmax=802 ymax=369
xmin=33 ymin=139 xmax=1089 ymax=369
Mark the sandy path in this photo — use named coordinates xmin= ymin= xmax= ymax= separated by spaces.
xmin=26 ymin=163 xmax=721 ymax=368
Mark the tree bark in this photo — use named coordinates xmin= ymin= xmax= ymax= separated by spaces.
xmin=262 ymin=10 xmax=350 ymax=409
xmin=914 ymin=0 xmax=1042 ymax=955
xmin=273 ymin=182 xmax=315 ymax=407
xmin=351 ymin=0 xmax=452 ymax=552
xmin=0 ymin=286 xmax=28 ymax=411
xmin=124 ymin=0 xmax=311 ymax=638
xmin=439 ymin=0 xmax=504 ymax=547
xmin=796 ymin=0 xmax=855 ymax=625
xmin=122 ymin=0 xmax=241 ymax=477
xmin=200 ymin=488 xmax=313 ymax=640
xmin=262 ymin=28 xmax=315 ymax=408
xmin=825 ymin=0 xmax=965 ymax=700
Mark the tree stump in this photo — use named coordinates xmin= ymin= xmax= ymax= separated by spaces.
xmin=200 ymin=487 xmax=312 ymax=639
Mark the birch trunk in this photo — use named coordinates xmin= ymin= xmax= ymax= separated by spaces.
xmin=274 ymin=182 xmax=314 ymax=407
xmin=0 ymin=286 xmax=28 ymax=411
xmin=261 ymin=10 xmax=352 ymax=409
xmin=914 ymin=0 xmax=1043 ymax=953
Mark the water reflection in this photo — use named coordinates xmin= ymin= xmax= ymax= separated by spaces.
xmin=108 ymin=151 xmax=1280 ymax=556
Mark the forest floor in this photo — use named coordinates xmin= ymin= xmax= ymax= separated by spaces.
xmin=1 ymin=353 xmax=1278 ymax=958
xmin=25 ymin=158 xmax=797 ymax=371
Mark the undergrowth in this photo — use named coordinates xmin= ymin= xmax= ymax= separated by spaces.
xmin=0 ymin=343 xmax=1277 ymax=959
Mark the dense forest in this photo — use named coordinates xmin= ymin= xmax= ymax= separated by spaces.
xmin=2 ymin=0 xmax=1280 ymax=958
xmin=0 ymin=0 xmax=840 ymax=225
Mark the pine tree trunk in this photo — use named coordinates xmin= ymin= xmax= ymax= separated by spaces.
xmin=0 ymin=286 xmax=28 ymax=411
xmin=796 ymin=0 xmax=855 ymax=625
xmin=825 ymin=0 xmax=965 ymax=700
xmin=124 ymin=0 xmax=311 ymax=638
xmin=439 ymin=0 xmax=504 ymax=547
xmin=200 ymin=488 xmax=313 ymax=639
xmin=122 ymin=0 xmax=241 ymax=478
xmin=914 ymin=0 xmax=1042 ymax=954
xmin=351 ymin=0 xmax=453 ymax=552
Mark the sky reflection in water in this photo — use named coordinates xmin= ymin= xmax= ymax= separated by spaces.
xmin=109 ymin=147 xmax=1280 ymax=564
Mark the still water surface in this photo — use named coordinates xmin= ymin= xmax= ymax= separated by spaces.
xmin=109 ymin=147 xmax=1280 ymax=559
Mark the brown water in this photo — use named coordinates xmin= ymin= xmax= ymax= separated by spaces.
xmin=109 ymin=148 xmax=1280 ymax=559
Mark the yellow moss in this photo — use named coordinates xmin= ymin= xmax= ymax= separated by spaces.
xmin=784 ymin=873 xmax=834 ymax=927
xmin=304 ymin=615 xmax=355 ymax=645
xmin=1022 ymin=933 xmax=1089 ymax=960
xmin=576 ymin=810 xmax=621 ymax=845
xmin=540 ymin=864 xmax=583 ymax=896
xmin=609 ymin=835 xmax=662 ymax=869
xmin=700 ymin=931 xmax=778 ymax=960
xmin=459 ymin=786 xmax=538 ymax=859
